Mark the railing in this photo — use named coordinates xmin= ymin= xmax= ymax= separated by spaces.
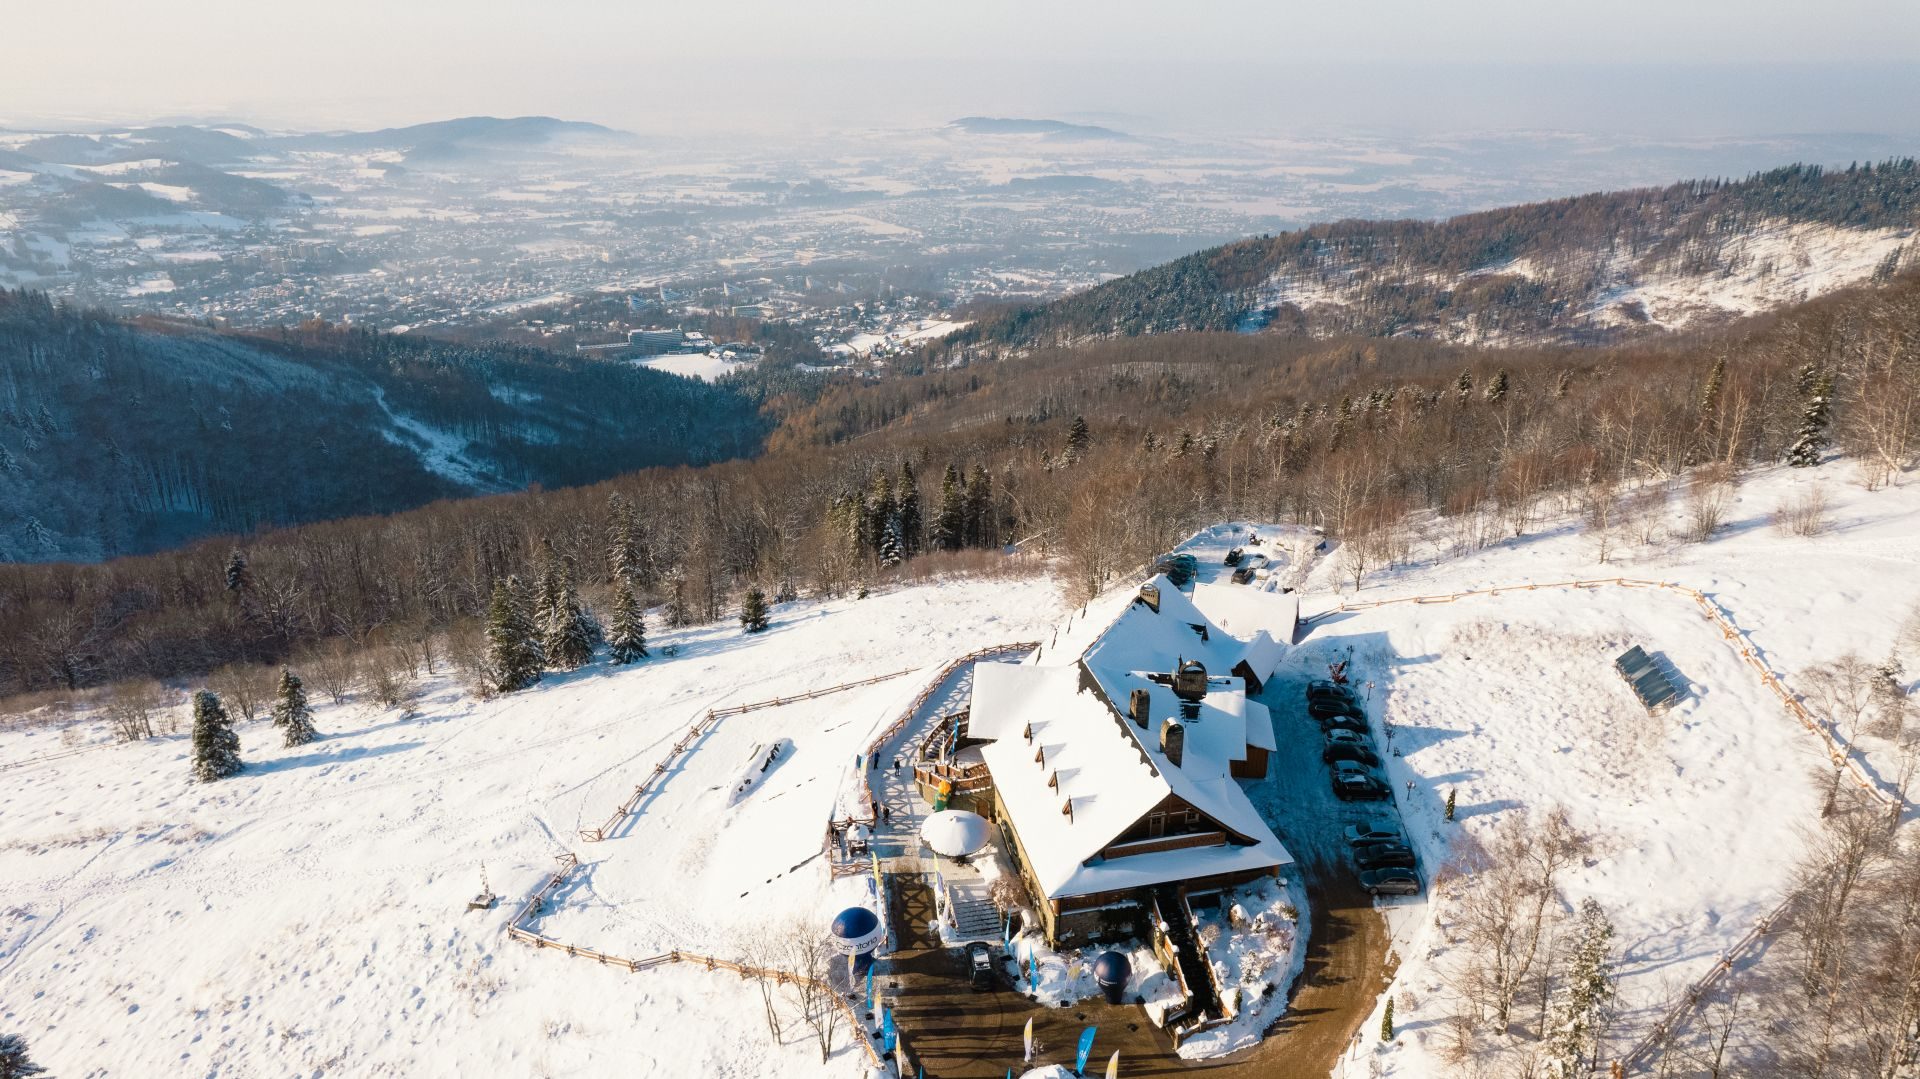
xmin=1318 ymin=575 xmax=1905 ymax=1073
xmin=506 ymin=851 xmax=883 ymax=1066
xmin=824 ymin=642 xmax=1038 ymax=877
xmin=578 ymin=666 xmax=920 ymax=842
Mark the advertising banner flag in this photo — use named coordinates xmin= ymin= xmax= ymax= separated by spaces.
xmin=1075 ymin=1026 xmax=1098 ymax=1075
xmin=1023 ymin=1017 xmax=1034 ymax=1062
xmin=1106 ymin=1049 xmax=1121 ymax=1078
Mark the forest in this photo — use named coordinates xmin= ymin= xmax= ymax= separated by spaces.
xmin=937 ymin=160 xmax=1920 ymax=350
xmin=1 ymin=269 xmax=1915 ymax=702
xmin=0 ymin=290 xmax=769 ymax=561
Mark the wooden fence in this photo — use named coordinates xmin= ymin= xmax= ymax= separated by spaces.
xmin=507 ymin=858 xmax=886 ymax=1065
xmin=823 ymin=642 xmax=1037 ymax=876
xmin=577 ymin=666 xmax=920 ymax=842
xmin=1316 ymin=575 xmax=1905 ymax=1073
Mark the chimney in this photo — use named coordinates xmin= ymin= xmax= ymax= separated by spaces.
xmin=1159 ymin=718 xmax=1186 ymax=767
xmin=1173 ymin=659 xmax=1208 ymax=702
xmin=1138 ymin=583 xmax=1161 ymax=613
xmin=1128 ymin=688 xmax=1151 ymax=728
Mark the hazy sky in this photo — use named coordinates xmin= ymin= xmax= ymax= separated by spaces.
xmin=5 ymin=0 xmax=1919 ymax=136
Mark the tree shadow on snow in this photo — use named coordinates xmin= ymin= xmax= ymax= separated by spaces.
xmin=250 ymin=739 xmax=425 ymax=774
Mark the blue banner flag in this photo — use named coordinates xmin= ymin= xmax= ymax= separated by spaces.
xmin=882 ymin=1005 xmax=894 ymax=1039
xmin=865 ymin=966 xmax=873 ymax=1010
xmin=1075 ymin=1026 xmax=1098 ymax=1075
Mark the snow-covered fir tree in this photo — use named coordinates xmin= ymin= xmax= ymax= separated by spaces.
xmin=1546 ymin=897 xmax=1617 ymax=1077
xmin=965 ymin=463 xmax=993 ymax=547
xmin=1484 ymin=369 xmax=1509 ymax=403
xmin=878 ymin=519 xmax=904 ymax=567
xmin=1063 ymin=415 xmax=1091 ymax=464
xmin=1455 ymin=368 xmax=1474 ymax=403
xmin=606 ymin=492 xmax=641 ymax=585
xmin=1788 ymin=365 xmax=1835 ymax=467
xmin=0 ymin=1033 xmax=48 ymax=1078
xmin=739 ymin=587 xmax=770 ymax=633
xmin=190 ymin=690 xmax=242 ymax=782
xmin=896 ymin=460 xmax=922 ymax=556
xmin=933 ymin=463 xmax=965 ymax=551
xmin=606 ymin=578 xmax=648 ymax=663
xmin=485 ymin=576 xmax=543 ymax=693
xmin=273 ymin=667 xmax=317 ymax=747
xmin=224 ymin=548 xmax=250 ymax=594
xmin=664 ymin=571 xmax=692 ymax=627
xmin=542 ymin=558 xmax=598 ymax=670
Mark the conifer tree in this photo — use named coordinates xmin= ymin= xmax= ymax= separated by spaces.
xmin=224 ymin=549 xmax=250 ymax=594
xmin=1380 ymin=997 xmax=1394 ymax=1041
xmin=1455 ymin=369 xmax=1474 ymax=404
xmin=485 ymin=576 xmax=543 ymax=693
xmin=1444 ymin=788 xmax=1456 ymax=822
xmin=740 ymin=587 xmax=770 ymax=633
xmin=534 ymin=538 xmax=563 ymax=620
xmin=606 ymin=578 xmax=649 ymax=663
xmin=606 ymin=492 xmax=640 ymax=585
xmin=273 ymin=667 xmax=317 ymax=747
xmin=665 ymin=571 xmax=692 ymax=627
xmin=190 ymin=690 xmax=242 ymax=782
xmin=542 ymin=559 xmax=597 ymax=670
xmin=933 ymin=463 xmax=965 ymax=551
xmin=878 ymin=520 xmax=904 ymax=568
xmin=1787 ymin=365 xmax=1834 ymax=468
xmin=1063 ymin=415 xmax=1091 ymax=464
xmin=0 ymin=1034 xmax=48 ymax=1078
xmin=1547 ymin=898 xmax=1617 ymax=1076
xmin=965 ymin=464 xmax=993 ymax=547
xmin=1483 ymin=369 xmax=1509 ymax=403
xmin=866 ymin=474 xmax=896 ymax=554
xmin=897 ymin=460 xmax=922 ymax=556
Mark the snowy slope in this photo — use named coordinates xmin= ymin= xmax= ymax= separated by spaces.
xmin=0 ymin=577 xmax=1071 ymax=1078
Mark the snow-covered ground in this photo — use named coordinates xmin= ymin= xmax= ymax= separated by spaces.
xmin=2 ymin=462 xmax=1914 ymax=1078
xmin=0 ymin=576 xmax=1069 ymax=1078
xmin=1262 ymin=464 xmax=1920 ymax=1077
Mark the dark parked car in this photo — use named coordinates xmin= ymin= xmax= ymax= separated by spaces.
xmin=1319 ymin=712 xmax=1370 ymax=734
xmin=1155 ymin=553 xmax=1199 ymax=586
xmin=1324 ymin=728 xmax=1368 ymax=748
xmin=1231 ymin=555 xmax=1266 ymax=585
xmin=1355 ymin=842 xmax=1417 ymax=870
xmin=967 ymin=942 xmax=995 ymax=990
xmin=1344 ymin=822 xmax=1404 ymax=848
xmin=1310 ymin=697 xmax=1365 ymax=722
xmin=1224 ymin=547 xmax=1244 ymax=566
xmin=1358 ymin=867 xmax=1421 ymax=896
xmin=1332 ymin=770 xmax=1390 ymax=801
xmin=1323 ymin=743 xmax=1381 ymax=767
xmin=1308 ymin=679 xmax=1356 ymax=701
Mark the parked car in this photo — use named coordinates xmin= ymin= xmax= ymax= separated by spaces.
xmin=1323 ymin=743 xmax=1381 ymax=767
xmin=1310 ymin=697 xmax=1366 ymax=722
xmin=1231 ymin=555 xmax=1266 ymax=585
xmin=1224 ymin=547 xmax=1244 ymax=566
xmin=1344 ymin=822 xmax=1404 ymax=848
xmin=1155 ymin=553 xmax=1199 ymax=586
xmin=1355 ymin=842 xmax=1417 ymax=870
xmin=1320 ymin=712 xmax=1370 ymax=734
xmin=1358 ymin=867 xmax=1421 ymax=896
xmin=1308 ymin=679 xmax=1356 ymax=702
xmin=1324 ymin=728 xmax=1368 ymax=748
xmin=967 ymin=942 xmax=995 ymax=990
xmin=1332 ymin=770 xmax=1390 ymax=801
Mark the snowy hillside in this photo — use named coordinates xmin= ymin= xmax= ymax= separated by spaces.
xmin=3 ymin=464 xmax=1916 ymax=1078
xmin=0 ymin=577 xmax=1071 ymax=1077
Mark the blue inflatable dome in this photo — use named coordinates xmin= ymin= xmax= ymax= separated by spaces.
xmin=1091 ymin=950 xmax=1131 ymax=986
xmin=830 ymin=906 xmax=884 ymax=956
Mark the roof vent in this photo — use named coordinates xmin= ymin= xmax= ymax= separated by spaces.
xmin=1128 ymin=688 xmax=1151 ymax=728
xmin=1180 ymin=702 xmax=1201 ymax=721
xmin=1173 ymin=658 xmax=1209 ymax=702
xmin=1159 ymin=717 xmax=1186 ymax=768
xmin=1137 ymin=583 xmax=1161 ymax=613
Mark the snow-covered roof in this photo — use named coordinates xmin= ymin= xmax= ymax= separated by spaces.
xmin=972 ymin=576 xmax=1292 ymax=900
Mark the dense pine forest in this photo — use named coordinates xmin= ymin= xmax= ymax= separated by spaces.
xmin=3 ymin=270 xmax=1915 ymax=701
xmin=940 ymin=161 xmax=1920 ymax=349
xmin=0 ymin=290 xmax=768 ymax=561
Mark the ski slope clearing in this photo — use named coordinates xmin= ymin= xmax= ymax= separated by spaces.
xmin=0 ymin=576 xmax=1069 ymax=1078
